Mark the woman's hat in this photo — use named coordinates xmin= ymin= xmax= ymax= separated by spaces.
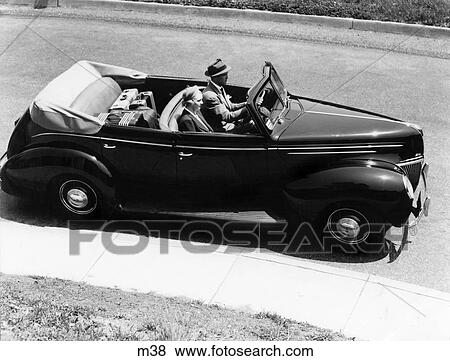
xmin=205 ymin=59 xmax=231 ymax=77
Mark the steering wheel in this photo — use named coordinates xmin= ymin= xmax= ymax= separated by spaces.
xmin=255 ymin=89 xmax=271 ymax=120
xmin=255 ymin=89 xmax=266 ymax=108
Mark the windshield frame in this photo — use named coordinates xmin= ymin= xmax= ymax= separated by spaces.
xmin=264 ymin=63 xmax=288 ymax=108
xmin=246 ymin=62 xmax=291 ymax=139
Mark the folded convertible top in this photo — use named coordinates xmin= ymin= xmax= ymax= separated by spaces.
xmin=29 ymin=60 xmax=148 ymax=134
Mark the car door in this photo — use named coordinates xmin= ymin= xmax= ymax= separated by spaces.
xmin=99 ymin=125 xmax=177 ymax=210
xmin=174 ymin=131 xmax=269 ymax=210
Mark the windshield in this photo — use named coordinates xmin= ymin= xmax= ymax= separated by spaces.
xmin=254 ymin=64 xmax=289 ymax=132
xmin=269 ymin=66 xmax=288 ymax=107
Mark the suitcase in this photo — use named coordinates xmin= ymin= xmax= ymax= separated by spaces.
xmin=99 ymin=108 xmax=159 ymax=129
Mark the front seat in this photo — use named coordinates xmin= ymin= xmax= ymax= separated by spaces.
xmin=159 ymin=87 xmax=205 ymax=131
xmin=159 ymin=90 xmax=184 ymax=131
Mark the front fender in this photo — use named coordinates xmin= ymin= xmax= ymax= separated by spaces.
xmin=2 ymin=147 xmax=115 ymax=202
xmin=285 ymin=159 xmax=411 ymax=225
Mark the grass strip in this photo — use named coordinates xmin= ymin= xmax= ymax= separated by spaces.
xmin=1 ymin=274 xmax=351 ymax=340
xmin=129 ymin=0 xmax=450 ymax=27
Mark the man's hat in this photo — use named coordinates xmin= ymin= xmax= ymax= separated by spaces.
xmin=205 ymin=59 xmax=231 ymax=77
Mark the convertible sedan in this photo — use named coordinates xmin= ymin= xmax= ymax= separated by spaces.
xmin=0 ymin=61 xmax=430 ymax=246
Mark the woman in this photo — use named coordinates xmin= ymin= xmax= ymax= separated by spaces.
xmin=178 ymin=86 xmax=213 ymax=132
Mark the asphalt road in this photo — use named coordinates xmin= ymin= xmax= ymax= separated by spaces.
xmin=0 ymin=11 xmax=449 ymax=291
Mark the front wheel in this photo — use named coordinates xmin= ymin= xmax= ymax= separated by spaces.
xmin=323 ymin=206 xmax=387 ymax=252
xmin=326 ymin=208 xmax=371 ymax=245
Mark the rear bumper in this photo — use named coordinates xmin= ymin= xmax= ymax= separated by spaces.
xmin=408 ymin=162 xmax=430 ymax=228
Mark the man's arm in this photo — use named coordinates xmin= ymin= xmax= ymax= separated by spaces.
xmin=229 ymin=100 xmax=246 ymax=111
xmin=203 ymin=91 xmax=247 ymax=123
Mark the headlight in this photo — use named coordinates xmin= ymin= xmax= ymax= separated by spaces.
xmin=402 ymin=174 xmax=414 ymax=200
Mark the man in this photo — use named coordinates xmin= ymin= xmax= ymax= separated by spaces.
xmin=201 ymin=59 xmax=249 ymax=132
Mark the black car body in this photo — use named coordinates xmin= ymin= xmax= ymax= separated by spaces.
xmin=0 ymin=61 xmax=430 ymax=246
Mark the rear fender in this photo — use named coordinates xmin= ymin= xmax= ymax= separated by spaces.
xmin=7 ymin=109 xmax=32 ymax=158
xmin=2 ymin=147 xmax=115 ymax=203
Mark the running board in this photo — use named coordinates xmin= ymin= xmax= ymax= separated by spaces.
xmin=119 ymin=204 xmax=284 ymax=223
xmin=156 ymin=210 xmax=284 ymax=223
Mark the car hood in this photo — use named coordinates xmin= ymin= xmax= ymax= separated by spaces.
xmin=277 ymin=97 xmax=421 ymax=146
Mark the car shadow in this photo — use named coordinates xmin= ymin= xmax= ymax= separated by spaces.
xmin=0 ymin=194 xmax=65 ymax=227
xmin=67 ymin=212 xmax=394 ymax=264
xmin=1 ymin=194 xmax=405 ymax=264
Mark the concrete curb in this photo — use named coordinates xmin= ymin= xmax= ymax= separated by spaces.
xmin=1 ymin=0 xmax=448 ymax=38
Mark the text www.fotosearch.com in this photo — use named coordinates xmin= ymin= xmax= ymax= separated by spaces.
xmin=137 ymin=344 xmax=314 ymax=357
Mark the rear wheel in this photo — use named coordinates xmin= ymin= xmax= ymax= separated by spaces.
xmin=52 ymin=177 xmax=101 ymax=219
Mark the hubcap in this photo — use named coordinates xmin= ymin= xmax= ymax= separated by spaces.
xmin=336 ymin=217 xmax=360 ymax=239
xmin=66 ymin=189 xmax=89 ymax=209
xmin=59 ymin=180 xmax=97 ymax=215
xmin=327 ymin=208 xmax=370 ymax=244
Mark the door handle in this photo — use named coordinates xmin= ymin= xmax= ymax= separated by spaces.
xmin=178 ymin=152 xmax=193 ymax=157
xmin=103 ymin=144 xmax=116 ymax=149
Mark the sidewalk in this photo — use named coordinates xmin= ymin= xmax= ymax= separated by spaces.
xmin=1 ymin=220 xmax=449 ymax=340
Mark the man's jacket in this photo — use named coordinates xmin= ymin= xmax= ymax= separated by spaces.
xmin=201 ymin=81 xmax=247 ymax=131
